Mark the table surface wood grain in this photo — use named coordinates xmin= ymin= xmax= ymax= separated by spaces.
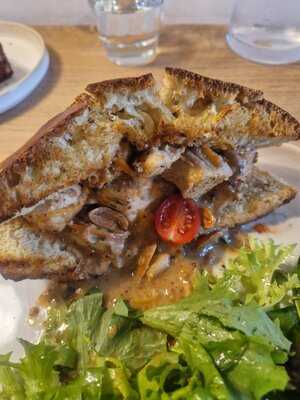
xmin=1 ymin=25 xmax=300 ymax=162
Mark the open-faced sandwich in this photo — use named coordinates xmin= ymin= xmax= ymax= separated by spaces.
xmin=0 ymin=68 xmax=299 ymax=281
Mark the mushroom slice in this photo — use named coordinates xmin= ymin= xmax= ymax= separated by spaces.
xmin=97 ymin=183 xmax=130 ymax=215
xmin=85 ymin=224 xmax=129 ymax=256
xmin=146 ymin=253 xmax=171 ymax=280
xmin=89 ymin=207 xmax=129 ymax=232
xmin=135 ymin=243 xmax=157 ymax=280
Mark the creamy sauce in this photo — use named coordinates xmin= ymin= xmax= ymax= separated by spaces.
xmin=101 ymin=256 xmax=198 ymax=309
xmin=36 ymin=230 xmax=250 ymax=314
xmin=40 ymin=256 xmax=198 ymax=311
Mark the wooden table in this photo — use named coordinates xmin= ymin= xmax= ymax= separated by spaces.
xmin=1 ymin=25 xmax=300 ymax=162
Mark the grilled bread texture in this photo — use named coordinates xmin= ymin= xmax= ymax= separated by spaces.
xmin=200 ymin=168 xmax=297 ymax=234
xmin=0 ymin=68 xmax=298 ymax=281
xmin=0 ymin=68 xmax=299 ymax=223
xmin=161 ymin=68 xmax=300 ymax=148
xmin=0 ymin=218 xmax=105 ymax=281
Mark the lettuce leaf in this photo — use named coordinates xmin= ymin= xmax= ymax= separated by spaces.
xmin=178 ymin=329 xmax=231 ymax=400
xmin=226 ymin=239 xmax=299 ymax=309
xmin=98 ymin=357 xmax=138 ymax=400
xmin=43 ymin=292 xmax=104 ymax=370
xmin=0 ymin=354 xmax=25 ymax=400
xmin=178 ymin=319 xmax=288 ymax=399
xmin=142 ymin=276 xmax=290 ymax=351
xmin=94 ymin=304 xmax=136 ymax=355
xmin=18 ymin=340 xmax=61 ymax=398
xmin=268 ymin=306 xmax=299 ymax=336
xmin=64 ymin=292 xmax=104 ymax=369
xmin=137 ymin=352 xmax=208 ymax=400
xmin=107 ymin=326 xmax=167 ymax=372
xmin=227 ymin=340 xmax=289 ymax=400
xmin=93 ymin=300 xmax=167 ymax=372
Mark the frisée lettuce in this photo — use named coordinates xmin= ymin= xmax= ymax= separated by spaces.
xmin=0 ymin=239 xmax=300 ymax=399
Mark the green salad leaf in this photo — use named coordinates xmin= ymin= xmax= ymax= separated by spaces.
xmin=178 ymin=328 xmax=231 ymax=399
xmin=0 ymin=239 xmax=299 ymax=399
xmin=142 ymin=275 xmax=291 ymax=351
xmin=227 ymin=340 xmax=289 ymax=400
xmin=0 ymin=354 xmax=25 ymax=400
xmin=226 ymin=238 xmax=299 ymax=309
xmin=108 ymin=326 xmax=167 ymax=372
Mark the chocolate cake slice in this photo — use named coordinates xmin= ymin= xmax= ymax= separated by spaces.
xmin=0 ymin=43 xmax=13 ymax=83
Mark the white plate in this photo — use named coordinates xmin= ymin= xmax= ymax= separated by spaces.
xmin=0 ymin=21 xmax=49 ymax=114
xmin=0 ymin=143 xmax=299 ymax=358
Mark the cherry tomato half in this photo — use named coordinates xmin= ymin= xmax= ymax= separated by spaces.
xmin=154 ymin=194 xmax=201 ymax=245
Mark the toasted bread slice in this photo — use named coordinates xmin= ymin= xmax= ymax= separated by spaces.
xmin=0 ymin=69 xmax=299 ymax=224
xmin=0 ymin=95 xmax=122 ymax=222
xmin=160 ymin=68 xmax=300 ymax=147
xmin=0 ymin=218 xmax=109 ymax=281
xmin=0 ymin=168 xmax=295 ymax=281
xmin=200 ymin=168 xmax=297 ymax=234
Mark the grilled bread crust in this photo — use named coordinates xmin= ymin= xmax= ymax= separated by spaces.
xmin=202 ymin=168 xmax=297 ymax=234
xmin=160 ymin=68 xmax=300 ymax=147
xmin=0 ymin=217 xmax=109 ymax=281
xmin=0 ymin=68 xmax=299 ymax=223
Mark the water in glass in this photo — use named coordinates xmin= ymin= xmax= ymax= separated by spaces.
xmin=89 ymin=0 xmax=163 ymax=66
xmin=227 ymin=0 xmax=300 ymax=64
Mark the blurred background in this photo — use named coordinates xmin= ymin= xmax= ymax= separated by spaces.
xmin=1 ymin=0 xmax=235 ymax=25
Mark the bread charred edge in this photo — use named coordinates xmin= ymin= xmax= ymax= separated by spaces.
xmin=165 ymin=67 xmax=300 ymax=140
xmin=165 ymin=67 xmax=264 ymax=103
xmin=0 ymin=261 xmax=82 ymax=282
xmin=0 ymin=95 xmax=90 ymax=174
xmin=86 ymin=73 xmax=155 ymax=100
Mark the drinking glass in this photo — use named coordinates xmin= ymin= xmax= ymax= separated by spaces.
xmin=227 ymin=0 xmax=300 ymax=64
xmin=89 ymin=0 xmax=164 ymax=66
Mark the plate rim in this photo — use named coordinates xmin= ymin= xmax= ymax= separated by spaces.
xmin=0 ymin=20 xmax=47 ymax=96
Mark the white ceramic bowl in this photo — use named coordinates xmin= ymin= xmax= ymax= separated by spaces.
xmin=0 ymin=21 xmax=49 ymax=113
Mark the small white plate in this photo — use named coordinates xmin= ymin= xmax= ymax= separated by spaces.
xmin=0 ymin=21 xmax=49 ymax=114
xmin=0 ymin=143 xmax=299 ymax=359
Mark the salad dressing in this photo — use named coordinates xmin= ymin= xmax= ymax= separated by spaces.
xmin=39 ymin=256 xmax=199 ymax=311
xmin=36 ymin=241 xmax=242 ymax=319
